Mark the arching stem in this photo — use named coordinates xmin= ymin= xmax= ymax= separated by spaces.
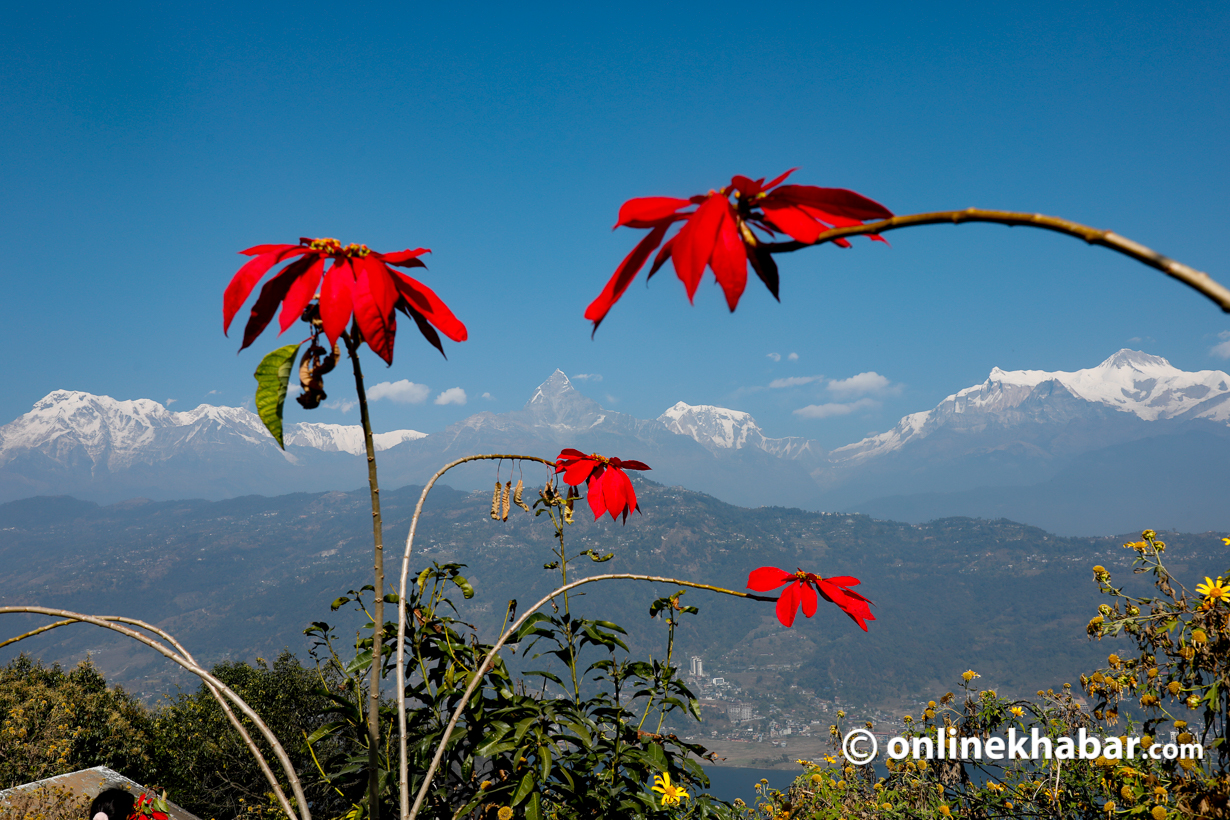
xmin=762 ymin=208 xmax=1230 ymax=313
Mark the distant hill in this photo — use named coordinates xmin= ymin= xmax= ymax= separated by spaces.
xmin=2 ymin=480 xmax=1225 ymax=709
xmin=3 ymin=351 xmax=1229 ymax=534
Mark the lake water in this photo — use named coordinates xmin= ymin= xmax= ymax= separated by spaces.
xmin=701 ymin=766 xmax=799 ymax=804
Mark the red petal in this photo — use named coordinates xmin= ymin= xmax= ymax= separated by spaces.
xmin=775 ymin=582 xmax=801 ymax=628
xmin=378 ymin=248 xmax=430 ymax=267
xmin=239 ymin=255 xmax=316 ymax=351
xmin=747 ymin=567 xmax=794 ymax=592
xmin=824 ymin=576 xmax=861 ymax=586
xmin=562 ymin=458 xmax=597 ymax=486
xmin=238 ymin=243 xmax=300 ymax=257
xmin=319 ymin=258 xmax=355 ymax=348
xmin=612 ymin=459 xmax=650 ymax=471
xmin=586 ymin=472 xmax=608 ymax=519
xmin=615 ymin=197 xmax=693 ymax=229
xmin=710 ymin=209 xmax=748 ymax=311
xmin=584 ymin=223 xmax=669 ymax=330
xmin=671 ymin=195 xmax=728 ymax=302
xmin=761 ymin=168 xmax=798 ymax=191
xmin=801 ymin=582 xmax=818 ymax=619
xmin=353 ymin=257 xmax=399 ymax=365
xmin=223 ymin=247 xmax=310 ymax=335
xmin=602 ymin=467 xmax=634 ymax=520
xmin=767 ymin=186 xmax=893 ymax=220
xmin=278 ymin=257 xmax=325 ymax=333
xmin=760 ymin=204 xmax=824 ymax=244
xmin=555 ymin=448 xmax=587 ymax=464
xmin=391 ymin=272 xmax=468 ymax=342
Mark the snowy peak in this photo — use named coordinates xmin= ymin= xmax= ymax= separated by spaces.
xmin=658 ymin=401 xmax=823 ymax=461
xmin=523 ymin=370 xmax=605 ymax=428
xmin=284 ymin=423 xmax=426 ymax=455
xmin=973 ymin=349 xmax=1230 ymax=422
xmin=659 ymin=402 xmax=763 ymax=450
xmin=832 ymin=350 xmax=1230 ymax=464
xmin=0 ymin=391 xmax=426 ymax=467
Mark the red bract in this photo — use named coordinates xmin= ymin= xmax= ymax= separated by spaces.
xmin=554 ymin=448 xmax=651 ymax=523
xmin=223 ymin=238 xmax=467 ymax=365
xmin=585 ymin=170 xmax=893 ymax=330
xmin=747 ymin=566 xmax=875 ymax=631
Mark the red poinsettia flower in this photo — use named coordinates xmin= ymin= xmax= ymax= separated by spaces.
xmin=554 ymin=448 xmax=651 ymax=523
xmin=747 ymin=567 xmax=875 ymax=631
xmin=585 ymin=170 xmax=893 ymax=330
xmin=223 ymin=237 xmax=467 ymax=365
xmin=128 ymin=793 xmax=170 ymax=820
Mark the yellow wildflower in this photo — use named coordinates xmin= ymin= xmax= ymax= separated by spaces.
xmin=497 ymin=808 xmax=513 ymax=820
xmin=962 ymin=670 xmax=979 ymax=682
xmin=1151 ymin=806 xmax=1167 ymax=820
xmin=652 ymin=773 xmax=690 ymax=807
xmin=1195 ymin=577 xmax=1227 ymax=607
xmin=1009 ymin=706 xmax=1024 ymax=717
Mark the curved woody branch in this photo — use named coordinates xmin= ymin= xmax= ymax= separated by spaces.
xmin=395 ymin=453 xmax=557 ymax=820
xmin=407 ymin=572 xmax=776 ymax=820
xmin=0 ymin=606 xmax=311 ymax=820
xmin=762 ymin=208 xmax=1230 ymax=313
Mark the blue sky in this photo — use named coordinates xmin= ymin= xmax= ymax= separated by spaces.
xmin=4 ymin=0 xmax=1228 ymax=451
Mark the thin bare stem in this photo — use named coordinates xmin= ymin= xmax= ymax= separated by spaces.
xmin=407 ymin=573 xmax=775 ymax=820
xmin=344 ymin=331 xmax=387 ymax=820
xmin=761 ymin=208 xmax=1230 ymax=313
xmin=394 ymin=454 xmax=554 ymax=820
xmin=0 ymin=606 xmax=309 ymax=820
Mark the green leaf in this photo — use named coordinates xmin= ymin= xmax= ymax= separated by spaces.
xmin=253 ymin=343 xmax=302 ymax=449
xmin=512 ymin=771 xmax=536 ymax=806
xmin=524 ymin=792 xmax=542 ymax=820
xmin=453 ymin=574 xmax=475 ymax=599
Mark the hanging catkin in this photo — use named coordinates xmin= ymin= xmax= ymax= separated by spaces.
xmin=513 ymin=478 xmax=530 ymax=512
xmin=490 ymin=481 xmax=501 ymax=520
xmin=502 ymin=481 xmax=511 ymax=521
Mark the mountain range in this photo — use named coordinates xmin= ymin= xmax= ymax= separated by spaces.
xmin=3 ymin=350 xmax=1228 ymax=535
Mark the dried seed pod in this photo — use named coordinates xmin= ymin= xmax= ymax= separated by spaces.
xmin=502 ymin=481 xmax=511 ymax=521
xmin=513 ymin=478 xmax=530 ymax=512
xmin=491 ymin=481 xmax=501 ymax=520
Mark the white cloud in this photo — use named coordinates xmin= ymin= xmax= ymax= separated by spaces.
xmin=793 ymin=398 xmax=880 ymax=419
xmin=826 ymin=371 xmax=902 ymax=398
xmin=787 ymin=352 xmax=799 ymax=361
xmin=574 ymin=373 xmax=603 ymax=382
xmin=481 ymin=392 xmax=494 ymax=400
xmin=368 ymin=380 xmax=430 ymax=404
xmin=766 ymin=352 xmax=781 ymax=362
xmin=166 ymin=398 xmax=177 ymax=406
xmin=1211 ymin=331 xmax=1230 ymax=359
xmin=768 ymin=375 xmax=824 ymax=389
xmin=207 ymin=390 xmax=221 ymax=396
xmin=434 ymin=387 xmax=467 ymax=405
xmin=324 ymin=399 xmax=358 ymax=414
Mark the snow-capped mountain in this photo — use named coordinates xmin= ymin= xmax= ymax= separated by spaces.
xmin=286 ymin=423 xmax=425 ymax=455
xmin=0 ymin=391 xmax=425 ymax=468
xmin=657 ymin=402 xmax=823 ymax=462
xmin=831 ymin=350 xmax=1230 ymax=466
xmin=3 ymin=353 xmax=1229 ymax=534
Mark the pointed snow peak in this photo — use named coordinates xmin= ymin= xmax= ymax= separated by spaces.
xmin=1098 ymin=349 xmax=1173 ymax=371
xmin=526 ymin=370 xmax=576 ymax=408
xmin=524 ymin=370 xmax=604 ymax=427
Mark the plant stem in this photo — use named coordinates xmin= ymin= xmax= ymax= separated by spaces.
xmin=760 ymin=208 xmax=1230 ymax=313
xmin=394 ymin=453 xmax=555 ymax=820
xmin=344 ymin=331 xmax=385 ymax=820
xmin=408 ymin=573 xmax=777 ymax=820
